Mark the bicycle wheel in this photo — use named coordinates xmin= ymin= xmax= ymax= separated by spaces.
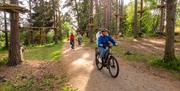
xmin=108 ymin=56 xmax=119 ymax=78
xmin=95 ymin=52 xmax=103 ymax=70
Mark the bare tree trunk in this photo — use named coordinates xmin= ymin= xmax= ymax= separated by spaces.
xmin=94 ymin=0 xmax=100 ymax=28
xmin=89 ymin=0 xmax=94 ymax=42
xmin=159 ymin=0 xmax=165 ymax=34
xmin=119 ymin=0 xmax=124 ymax=36
xmin=8 ymin=0 xmax=22 ymax=66
xmin=139 ymin=0 xmax=143 ymax=34
xmin=58 ymin=6 xmax=62 ymax=40
xmin=133 ymin=0 xmax=138 ymax=38
xmin=29 ymin=0 xmax=33 ymax=44
xmin=52 ymin=0 xmax=58 ymax=44
xmin=3 ymin=0 xmax=8 ymax=49
xmin=116 ymin=0 xmax=119 ymax=34
xmin=164 ymin=0 xmax=177 ymax=61
xmin=104 ymin=0 xmax=110 ymax=30
xmin=74 ymin=0 xmax=80 ymax=29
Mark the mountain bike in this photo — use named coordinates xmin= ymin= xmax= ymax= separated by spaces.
xmin=95 ymin=47 xmax=119 ymax=78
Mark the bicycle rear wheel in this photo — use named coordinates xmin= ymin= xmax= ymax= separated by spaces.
xmin=108 ymin=56 xmax=119 ymax=78
xmin=95 ymin=52 xmax=103 ymax=70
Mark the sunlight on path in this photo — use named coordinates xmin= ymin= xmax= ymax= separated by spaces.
xmin=61 ymin=42 xmax=180 ymax=91
xmin=62 ymin=43 xmax=95 ymax=91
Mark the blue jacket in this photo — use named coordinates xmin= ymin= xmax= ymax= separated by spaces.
xmin=98 ymin=35 xmax=116 ymax=48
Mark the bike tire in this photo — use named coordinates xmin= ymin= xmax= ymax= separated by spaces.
xmin=108 ymin=56 xmax=119 ymax=78
xmin=95 ymin=52 xmax=103 ymax=70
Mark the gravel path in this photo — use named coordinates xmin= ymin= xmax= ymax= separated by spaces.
xmin=62 ymin=42 xmax=180 ymax=91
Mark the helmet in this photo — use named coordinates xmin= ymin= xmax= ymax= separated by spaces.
xmin=99 ymin=28 xmax=108 ymax=32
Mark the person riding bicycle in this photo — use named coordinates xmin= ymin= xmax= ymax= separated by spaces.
xmin=77 ymin=32 xmax=82 ymax=46
xmin=97 ymin=29 xmax=117 ymax=59
xmin=70 ymin=33 xmax=75 ymax=49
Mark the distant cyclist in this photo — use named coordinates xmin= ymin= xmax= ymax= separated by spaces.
xmin=97 ymin=29 xmax=117 ymax=59
xmin=70 ymin=33 xmax=75 ymax=49
xmin=77 ymin=32 xmax=82 ymax=46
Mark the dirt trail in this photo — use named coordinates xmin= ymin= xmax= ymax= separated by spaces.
xmin=62 ymin=42 xmax=180 ymax=91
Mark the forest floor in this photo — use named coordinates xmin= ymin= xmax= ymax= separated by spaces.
xmin=0 ymin=43 xmax=67 ymax=91
xmin=62 ymin=37 xmax=180 ymax=91
xmin=0 ymin=37 xmax=180 ymax=91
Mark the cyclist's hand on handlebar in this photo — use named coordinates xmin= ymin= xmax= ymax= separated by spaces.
xmin=100 ymin=44 xmax=104 ymax=48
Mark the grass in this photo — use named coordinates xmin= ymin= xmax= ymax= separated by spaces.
xmin=0 ymin=42 xmax=66 ymax=91
xmin=63 ymin=86 xmax=79 ymax=91
xmin=0 ymin=48 xmax=8 ymax=61
xmin=24 ymin=42 xmax=64 ymax=61
xmin=0 ymin=73 xmax=66 ymax=91
xmin=150 ymin=58 xmax=180 ymax=71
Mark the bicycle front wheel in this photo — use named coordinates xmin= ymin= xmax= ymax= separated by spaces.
xmin=108 ymin=56 xmax=119 ymax=78
xmin=95 ymin=52 xmax=103 ymax=70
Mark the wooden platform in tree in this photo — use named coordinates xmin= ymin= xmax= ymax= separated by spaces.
xmin=0 ymin=3 xmax=28 ymax=13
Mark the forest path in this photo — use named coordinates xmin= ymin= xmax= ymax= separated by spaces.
xmin=61 ymin=42 xmax=180 ymax=91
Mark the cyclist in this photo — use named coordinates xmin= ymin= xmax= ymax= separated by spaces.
xmin=97 ymin=29 xmax=117 ymax=59
xmin=77 ymin=32 xmax=82 ymax=46
xmin=70 ymin=33 xmax=75 ymax=49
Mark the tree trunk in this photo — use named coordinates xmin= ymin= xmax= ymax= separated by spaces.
xmin=89 ymin=0 xmax=94 ymax=43
xmin=133 ymin=0 xmax=138 ymax=38
xmin=104 ymin=0 xmax=110 ymax=30
xmin=58 ymin=7 xmax=62 ymax=40
xmin=116 ymin=0 xmax=119 ymax=34
xmin=119 ymin=0 xmax=124 ymax=36
xmin=74 ymin=0 xmax=80 ymax=29
xmin=164 ymin=0 xmax=177 ymax=61
xmin=94 ymin=0 xmax=100 ymax=28
xmin=4 ymin=0 xmax=8 ymax=49
xmin=139 ymin=0 xmax=143 ymax=34
xmin=159 ymin=0 xmax=165 ymax=34
xmin=8 ymin=0 xmax=22 ymax=66
xmin=52 ymin=0 xmax=58 ymax=44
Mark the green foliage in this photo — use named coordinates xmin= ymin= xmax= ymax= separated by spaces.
xmin=24 ymin=42 xmax=64 ymax=61
xmin=176 ymin=4 xmax=180 ymax=21
xmin=176 ymin=20 xmax=180 ymax=26
xmin=31 ymin=0 xmax=54 ymax=28
xmin=63 ymin=86 xmax=79 ymax=91
xmin=0 ymin=58 xmax=8 ymax=65
xmin=124 ymin=0 xmax=159 ymax=35
xmin=64 ymin=0 xmax=90 ymax=31
xmin=0 ymin=31 xmax=5 ymax=48
xmin=150 ymin=58 xmax=180 ymax=71
xmin=0 ymin=48 xmax=8 ymax=63
xmin=62 ymin=22 xmax=72 ymax=38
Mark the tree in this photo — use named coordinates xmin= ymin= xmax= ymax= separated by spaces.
xmin=164 ymin=0 xmax=177 ymax=61
xmin=8 ymin=0 xmax=22 ymax=66
xmin=94 ymin=0 xmax=100 ymax=28
xmin=139 ymin=0 xmax=143 ymax=34
xmin=133 ymin=0 xmax=138 ymax=38
xmin=3 ymin=0 xmax=8 ymax=49
xmin=88 ymin=0 xmax=94 ymax=42
xmin=52 ymin=0 xmax=58 ymax=44
xmin=119 ymin=0 xmax=124 ymax=36
xmin=103 ymin=0 xmax=111 ymax=30
xmin=159 ymin=0 xmax=165 ymax=34
xmin=115 ymin=0 xmax=119 ymax=34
